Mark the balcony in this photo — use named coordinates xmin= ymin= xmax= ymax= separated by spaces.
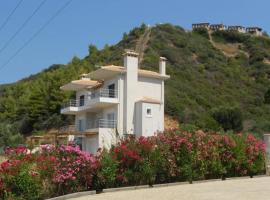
xmin=61 ymin=89 xmax=119 ymax=114
xmin=87 ymin=119 xmax=116 ymax=129
xmin=75 ymin=119 xmax=117 ymax=135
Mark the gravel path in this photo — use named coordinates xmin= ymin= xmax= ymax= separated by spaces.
xmin=70 ymin=176 xmax=270 ymax=200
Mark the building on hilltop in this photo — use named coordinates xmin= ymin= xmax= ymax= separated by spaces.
xmin=246 ymin=27 xmax=263 ymax=36
xmin=209 ymin=24 xmax=226 ymax=31
xmin=60 ymin=50 xmax=170 ymax=153
xmin=192 ymin=23 xmax=210 ymax=30
xmin=228 ymin=25 xmax=246 ymax=33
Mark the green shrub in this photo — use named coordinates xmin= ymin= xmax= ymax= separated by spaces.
xmin=6 ymin=171 xmax=41 ymax=200
xmin=264 ymin=88 xmax=270 ymax=104
xmin=212 ymin=106 xmax=243 ymax=132
xmin=192 ymin=28 xmax=209 ymax=39
xmin=212 ymin=30 xmax=249 ymax=43
xmin=96 ymin=151 xmax=118 ymax=189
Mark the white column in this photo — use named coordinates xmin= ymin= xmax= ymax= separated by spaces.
xmin=123 ymin=50 xmax=138 ymax=134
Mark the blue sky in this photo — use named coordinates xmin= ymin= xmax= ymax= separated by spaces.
xmin=0 ymin=0 xmax=269 ymax=84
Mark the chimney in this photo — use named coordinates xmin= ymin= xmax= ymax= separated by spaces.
xmin=159 ymin=57 xmax=167 ymax=75
xmin=123 ymin=50 xmax=138 ymax=134
xmin=80 ymin=74 xmax=90 ymax=80
xmin=123 ymin=49 xmax=139 ymax=71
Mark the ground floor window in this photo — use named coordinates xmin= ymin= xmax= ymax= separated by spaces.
xmin=74 ymin=137 xmax=82 ymax=150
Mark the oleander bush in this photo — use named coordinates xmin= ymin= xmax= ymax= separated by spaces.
xmin=0 ymin=130 xmax=266 ymax=199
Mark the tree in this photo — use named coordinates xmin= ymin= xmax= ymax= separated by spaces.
xmin=212 ymin=106 xmax=243 ymax=132
xmin=0 ymin=123 xmax=23 ymax=148
xmin=264 ymin=88 xmax=270 ymax=104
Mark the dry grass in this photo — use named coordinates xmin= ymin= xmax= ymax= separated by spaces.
xmin=212 ymin=42 xmax=242 ymax=57
xmin=164 ymin=114 xmax=179 ymax=130
xmin=264 ymin=58 xmax=270 ymax=65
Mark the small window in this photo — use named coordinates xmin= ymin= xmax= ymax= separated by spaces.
xmin=146 ymin=107 xmax=152 ymax=117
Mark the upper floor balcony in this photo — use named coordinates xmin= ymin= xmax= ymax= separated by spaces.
xmin=75 ymin=119 xmax=117 ymax=135
xmin=61 ymin=88 xmax=119 ymax=114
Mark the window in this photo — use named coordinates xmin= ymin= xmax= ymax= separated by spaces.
xmin=107 ymin=113 xmax=116 ymax=128
xmin=108 ymin=84 xmax=115 ymax=98
xmin=74 ymin=137 xmax=82 ymax=150
xmin=78 ymin=119 xmax=84 ymax=132
xmin=79 ymin=95 xmax=85 ymax=106
xmin=146 ymin=107 xmax=152 ymax=117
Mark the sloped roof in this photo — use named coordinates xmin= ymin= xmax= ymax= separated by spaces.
xmin=137 ymin=97 xmax=161 ymax=104
xmin=88 ymin=65 xmax=170 ymax=80
xmin=60 ymin=79 xmax=102 ymax=91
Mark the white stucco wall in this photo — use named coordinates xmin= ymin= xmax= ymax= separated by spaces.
xmin=117 ymin=75 xmax=124 ymax=136
xmin=137 ymin=77 xmax=163 ymax=101
xmin=124 ymin=55 xmax=138 ymax=134
xmin=135 ymin=102 xmax=163 ymax=137
xmin=98 ymin=128 xmax=117 ymax=150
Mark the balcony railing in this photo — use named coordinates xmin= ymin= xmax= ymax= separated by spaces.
xmin=86 ymin=119 xmax=117 ymax=129
xmin=62 ymin=100 xmax=79 ymax=108
xmin=90 ymin=89 xmax=117 ymax=99
xmin=61 ymin=89 xmax=118 ymax=109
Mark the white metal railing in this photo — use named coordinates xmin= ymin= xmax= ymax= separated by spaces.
xmin=61 ymin=89 xmax=118 ymax=109
xmin=62 ymin=99 xmax=78 ymax=108
xmin=90 ymin=89 xmax=118 ymax=99
xmin=86 ymin=119 xmax=117 ymax=129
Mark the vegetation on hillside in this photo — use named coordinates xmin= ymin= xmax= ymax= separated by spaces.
xmin=1 ymin=23 xmax=270 ymax=145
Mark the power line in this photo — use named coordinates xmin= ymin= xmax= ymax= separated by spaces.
xmin=0 ymin=0 xmax=47 ymax=55
xmin=0 ymin=0 xmax=24 ymax=33
xmin=0 ymin=0 xmax=73 ymax=72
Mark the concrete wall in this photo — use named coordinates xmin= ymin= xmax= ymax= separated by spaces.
xmin=137 ymin=77 xmax=162 ymax=101
xmin=135 ymin=102 xmax=163 ymax=137
xmin=123 ymin=53 xmax=138 ymax=134
xmin=117 ymin=75 xmax=124 ymax=136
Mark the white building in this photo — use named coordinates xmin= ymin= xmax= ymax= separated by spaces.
xmin=192 ymin=23 xmax=210 ymax=30
xmin=60 ymin=50 xmax=170 ymax=153
xmin=209 ymin=24 xmax=226 ymax=31
xmin=246 ymin=27 xmax=263 ymax=36
xmin=228 ymin=26 xmax=246 ymax=33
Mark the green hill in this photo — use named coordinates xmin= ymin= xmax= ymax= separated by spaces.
xmin=1 ymin=23 xmax=270 ymax=142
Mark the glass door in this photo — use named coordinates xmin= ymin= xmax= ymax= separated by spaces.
xmin=108 ymin=84 xmax=115 ymax=98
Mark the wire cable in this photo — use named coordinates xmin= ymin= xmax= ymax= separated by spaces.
xmin=0 ymin=0 xmax=24 ymax=33
xmin=0 ymin=0 xmax=47 ymax=55
xmin=0 ymin=0 xmax=73 ymax=72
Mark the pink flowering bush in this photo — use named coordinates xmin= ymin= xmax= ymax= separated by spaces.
xmin=245 ymin=134 xmax=265 ymax=176
xmin=0 ymin=147 xmax=41 ymax=200
xmin=0 ymin=131 xmax=266 ymax=199
xmin=111 ymin=135 xmax=155 ymax=186
xmin=38 ymin=145 xmax=98 ymax=196
xmin=0 ymin=145 xmax=98 ymax=199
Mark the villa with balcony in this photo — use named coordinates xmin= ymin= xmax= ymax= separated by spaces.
xmin=60 ymin=50 xmax=170 ymax=153
xmin=227 ymin=25 xmax=246 ymax=33
xmin=192 ymin=23 xmax=210 ymax=30
xmin=246 ymin=27 xmax=263 ymax=36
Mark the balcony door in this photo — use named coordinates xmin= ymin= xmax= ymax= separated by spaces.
xmin=108 ymin=84 xmax=115 ymax=98
xmin=107 ymin=113 xmax=115 ymax=128
xmin=79 ymin=95 xmax=85 ymax=106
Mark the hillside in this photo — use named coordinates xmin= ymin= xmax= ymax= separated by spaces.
xmin=1 ymin=23 xmax=270 ymax=140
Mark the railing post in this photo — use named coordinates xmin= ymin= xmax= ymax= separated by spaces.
xmin=264 ymin=134 xmax=270 ymax=175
